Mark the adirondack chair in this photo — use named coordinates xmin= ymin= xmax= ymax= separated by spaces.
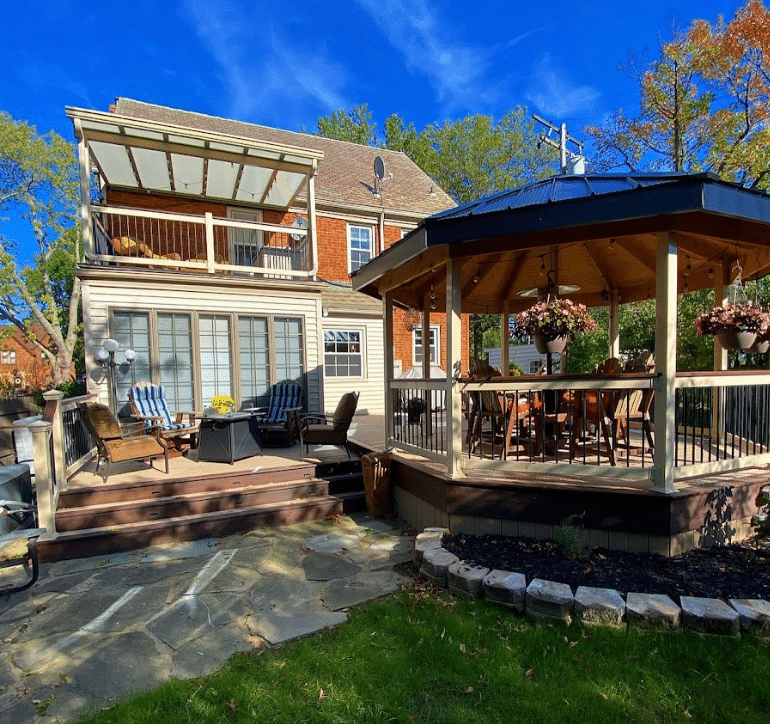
xmin=253 ymin=382 xmax=304 ymax=445
xmin=128 ymin=383 xmax=200 ymax=451
xmin=78 ymin=401 xmax=169 ymax=483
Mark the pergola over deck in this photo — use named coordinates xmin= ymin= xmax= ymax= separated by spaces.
xmin=352 ymin=172 xmax=770 ymax=493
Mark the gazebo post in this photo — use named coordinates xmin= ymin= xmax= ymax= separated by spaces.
xmin=609 ymin=290 xmax=620 ymax=359
xmin=711 ymin=265 xmax=729 ymax=446
xmin=501 ymin=302 xmax=510 ymax=375
xmin=652 ymin=231 xmax=678 ymax=493
xmin=422 ymin=299 xmax=432 ymax=443
xmin=384 ymin=292 xmax=395 ymax=443
xmin=446 ymin=260 xmax=463 ymax=477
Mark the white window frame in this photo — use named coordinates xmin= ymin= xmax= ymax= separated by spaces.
xmin=413 ymin=325 xmax=440 ymax=367
xmin=1 ymin=350 xmax=16 ymax=364
xmin=347 ymin=224 xmax=374 ymax=273
xmin=324 ymin=328 xmax=365 ymax=378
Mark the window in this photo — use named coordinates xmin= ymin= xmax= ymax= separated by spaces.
xmin=413 ymin=326 xmax=440 ymax=366
xmin=157 ymin=313 xmax=195 ymax=412
xmin=199 ymin=315 xmax=232 ymax=404
xmin=1 ymin=350 xmax=16 ymax=365
xmin=239 ymin=316 xmax=270 ymax=409
xmin=324 ymin=330 xmax=363 ymax=377
xmin=348 ymin=225 xmax=373 ymax=272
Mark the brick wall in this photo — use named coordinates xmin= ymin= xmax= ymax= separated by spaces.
xmin=0 ymin=329 xmax=54 ymax=392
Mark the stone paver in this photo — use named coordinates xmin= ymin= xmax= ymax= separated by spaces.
xmin=626 ymin=593 xmax=681 ymax=632
xmin=526 ymin=578 xmax=574 ymax=623
xmin=0 ymin=517 xmax=415 ymax=721
xmin=680 ymin=596 xmax=740 ymax=637
xmin=575 ymin=586 xmax=626 ymax=627
xmin=729 ymin=598 xmax=770 ymax=635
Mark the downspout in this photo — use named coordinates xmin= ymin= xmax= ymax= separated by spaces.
xmin=307 ymin=161 xmax=319 ymax=278
xmin=378 ymin=209 xmax=386 ymax=255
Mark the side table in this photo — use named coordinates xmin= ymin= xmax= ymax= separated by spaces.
xmin=198 ymin=412 xmax=262 ymax=464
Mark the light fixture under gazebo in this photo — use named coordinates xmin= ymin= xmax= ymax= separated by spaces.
xmin=518 ymin=268 xmax=580 ymax=298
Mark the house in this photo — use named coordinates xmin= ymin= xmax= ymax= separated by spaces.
xmin=485 ymin=343 xmax=549 ymax=375
xmin=0 ymin=326 xmax=56 ymax=392
xmin=67 ymin=99 xmax=456 ymax=418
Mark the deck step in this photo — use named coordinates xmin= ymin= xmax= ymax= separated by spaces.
xmin=44 ymin=458 xmax=366 ymax=561
xmin=40 ymin=495 xmax=348 ymax=562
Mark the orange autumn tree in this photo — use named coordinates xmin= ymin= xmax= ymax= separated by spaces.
xmin=586 ymin=0 xmax=770 ymax=189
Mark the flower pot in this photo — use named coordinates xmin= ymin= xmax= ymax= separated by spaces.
xmin=716 ymin=329 xmax=757 ymax=350
xmin=533 ymin=332 xmax=569 ymax=355
xmin=748 ymin=340 xmax=770 ymax=354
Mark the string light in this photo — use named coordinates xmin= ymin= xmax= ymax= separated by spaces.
xmin=684 ymin=256 xmax=692 ymax=277
xmin=709 ymin=266 xmax=715 ymax=279
xmin=473 ymin=268 xmax=481 ymax=284
xmin=430 ymin=284 xmax=436 ymax=310
xmin=539 ymin=255 xmax=546 ymax=276
xmin=609 ymin=238 xmax=616 ymax=250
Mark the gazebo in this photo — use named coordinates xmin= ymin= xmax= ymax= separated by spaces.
xmin=352 ymin=172 xmax=770 ymax=554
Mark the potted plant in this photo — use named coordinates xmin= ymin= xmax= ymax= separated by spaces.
xmin=693 ymin=302 xmax=770 ymax=350
xmin=513 ymin=298 xmax=597 ymax=355
xmin=407 ymin=396 xmax=426 ymax=424
xmin=210 ymin=394 xmax=235 ymax=415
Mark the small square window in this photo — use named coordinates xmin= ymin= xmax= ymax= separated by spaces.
xmin=1 ymin=350 xmax=16 ymax=365
xmin=348 ymin=225 xmax=373 ymax=272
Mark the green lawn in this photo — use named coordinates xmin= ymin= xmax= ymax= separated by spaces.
xmin=79 ymin=586 xmax=770 ymax=723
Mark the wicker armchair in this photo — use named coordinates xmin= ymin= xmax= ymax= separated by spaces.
xmin=78 ymin=402 xmax=169 ymax=483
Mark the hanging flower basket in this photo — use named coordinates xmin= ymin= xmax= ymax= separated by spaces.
xmin=533 ymin=332 xmax=569 ymax=355
xmin=694 ymin=302 xmax=770 ymax=351
xmin=514 ymin=298 xmax=597 ymax=352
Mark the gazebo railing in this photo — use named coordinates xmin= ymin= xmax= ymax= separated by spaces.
xmin=387 ymin=371 xmax=770 ymax=483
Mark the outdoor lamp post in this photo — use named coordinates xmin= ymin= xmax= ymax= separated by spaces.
xmin=94 ymin=338 xmax=135 ymax=413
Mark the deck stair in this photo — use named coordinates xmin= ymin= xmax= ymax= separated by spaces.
xmin=39 ymin=458 xmax=365 ymax=562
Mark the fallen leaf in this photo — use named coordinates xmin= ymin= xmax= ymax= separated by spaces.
xmin=417 ymin=638 xmax=424 ymax=647
xmin=441 ymin=628 xmax=446 ymax=639
xmin=599 ymin=693 xmax=609 ymax=700
xmin=465 ymin=686 xmax=474 ymax=694
xmin=318 ymin=689 xmax=325 ymax=701
xmin=583 ymin=567 xmax=592 ymax=575
xmin=460 ymin=643 xmax=467 ymax=654
xmin=573 ymin=653 xmax=582 ymax=661
xmin=525 ymin=669 xmax=535 ymax=679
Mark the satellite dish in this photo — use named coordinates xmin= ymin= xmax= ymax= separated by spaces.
xmin=290 ymin=216 xmax=308 ymax=242
xmin=374 ymin=156 xmax=386 ymax=180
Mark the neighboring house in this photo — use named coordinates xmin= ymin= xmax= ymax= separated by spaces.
xmin=68 ymin=99 xmax=456 ymax=417
xmin=485 ymin=343 xmax=552 ymax=375
xmin=0 ymin=326 xmax=55 ymax=392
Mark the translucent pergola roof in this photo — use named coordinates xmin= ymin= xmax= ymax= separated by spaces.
xmin=67 ymin=107 xmax=324 ymax=209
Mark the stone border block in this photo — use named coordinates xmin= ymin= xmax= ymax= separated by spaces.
xmin=526 ymin=578 xmax=574 ymax=623
xmin=413 ymin=539 xmax=442 ymax=565
xmin=626 ymin=593 xmax=681 ymax=631
xmin=729 ymin=598 xmax=770 ymax=635
xmin=680 ymin=596 xmax=740 ymax=637
xmin=575 ymin=586 xmax=626 ymax=627
xmin=447 ymin=562 xmax=490 ymax=599
xmin=419 ymin=548 xmax=459 ymax=587
xmin=483 ymin=570 xmax=526 ymax=612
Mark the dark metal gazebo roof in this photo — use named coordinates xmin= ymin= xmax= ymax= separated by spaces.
xmin=352 ymin=172 xmax=770 ymax=314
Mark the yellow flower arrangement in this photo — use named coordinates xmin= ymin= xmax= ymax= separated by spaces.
xmin=210 ymin=395 xmax=235 ymax=414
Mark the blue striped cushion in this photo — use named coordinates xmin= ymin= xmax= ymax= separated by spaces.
xmin=264 ymin=383 xmax=302 ymax=424
xmin=131 ymin=384 xmax=192 ymax=431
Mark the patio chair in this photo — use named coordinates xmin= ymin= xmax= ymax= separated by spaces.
xmin=300 ymin=391 xmax=359 ymax=459
xmin=128 ymin=383 xmax=200 ymax=451
xmin=253 ymin=382 xmax=304 ymax=446
xmin=77 ymin=402 xmax=169 ymax=483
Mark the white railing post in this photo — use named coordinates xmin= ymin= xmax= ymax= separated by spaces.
xmin=30 ymin=420 xmax=57 ymax=539
xmin=652 ymin=232 xmax=678 ymax=493
xmin=42 ymin=389 xmax=67 ymax=492
xmin=384 ymin=292 xmax=395 ymax=442
xmin=204 ymin=212 xmax=216 ymax=273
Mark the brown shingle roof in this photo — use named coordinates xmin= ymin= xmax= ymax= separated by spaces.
xmin=113 ymin=99 xmax=455 ymax=216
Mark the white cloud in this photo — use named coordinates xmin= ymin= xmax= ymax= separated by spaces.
xmin=178 ymin=0 xmax=351 ymax=125
xmin=352 ymin=0 xmax=543 ymax=113
xmin=525 ymin=52 xmax=601 ymax=119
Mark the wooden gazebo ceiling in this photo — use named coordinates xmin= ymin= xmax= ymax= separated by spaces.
xmin=352 ymin=174 xmax=770 ymax=314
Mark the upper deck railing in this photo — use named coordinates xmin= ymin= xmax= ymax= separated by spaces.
xmin=87 ymin=204 xmax=313 ymax=280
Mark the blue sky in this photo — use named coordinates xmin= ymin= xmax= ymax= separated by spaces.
xmin=1 ymin=0 xmax=745 ymax=148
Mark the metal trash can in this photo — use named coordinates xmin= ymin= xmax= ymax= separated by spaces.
xmin=361 ymin=452 xmax=392 ymax=518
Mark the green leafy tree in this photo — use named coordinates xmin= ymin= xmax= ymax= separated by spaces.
xmin=313 ymin=104 xmax=378 ymax=146
xmin=0 ymin=112 xmax=81 ymax=385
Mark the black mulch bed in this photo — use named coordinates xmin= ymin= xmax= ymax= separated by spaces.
xmin=442 ymin=533 xmax=770 ymax=601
